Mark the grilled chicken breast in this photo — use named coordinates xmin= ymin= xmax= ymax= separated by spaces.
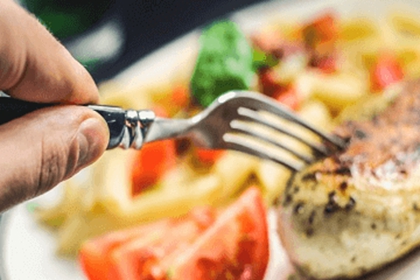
xmin=276 ymin=81 xmax=420 ymax=279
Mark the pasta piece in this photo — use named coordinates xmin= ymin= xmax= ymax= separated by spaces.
xmin=87 ymin=149 xmax=133 ymax=213
xmin=213 ymin=151 xmax=259 ymax=200
xmin=389 ymin=11 xmax=420 ymax=37
xmin=311 ymin=72 xmax=368 ymax=113
xmin=99 ymin=81 xmax=152 ymax=109
xmin=339 ymin=18 xmax=380 ymax=42
xmin=35 ymin=183 xmax=83 ymax=228
xmin=56 ymin=211 xmax=126 ymax=257
xmin=115 ymin=174 xmax=221 ymax=223
xmin=274 ymin=53 xmax=309 ymax=84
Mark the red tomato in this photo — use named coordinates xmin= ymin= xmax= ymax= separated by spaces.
xmin=130 ymin=138 xmax=177 ymax=196
xmin=171 ymin=85 xmax=190 ymax=109
xmin=370 ymin=53 xmax=404 ymax=92
xmin=303 ymin=13 xmax=337 ymax=47
xmin=194 ymin=148 xmax=225 ymax=166
xmin=272 ymin=86 xmax=300 ymax=111
xmin=79 ymin=188 xmax=269 ymax=280
xmin=169 ymin=187 xmax=269 ymax=280
xmin=258 ymin=68 xmax=283 ymax=97
xmin=80 ymin=207 xmax=216 ymax=280
xmin=109 ymin=209 xmax=215 ymax=280
xmin=130 ymin=104 xmax=177 ymax=196
xmin=79 ymin=220 xmax=171 ymax=280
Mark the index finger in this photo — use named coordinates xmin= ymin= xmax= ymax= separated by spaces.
xmin=0 ymin=0 xmax=99 ymax=104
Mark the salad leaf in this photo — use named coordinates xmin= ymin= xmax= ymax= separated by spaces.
xmin=190 ymin=20 xmax=254 ymax=107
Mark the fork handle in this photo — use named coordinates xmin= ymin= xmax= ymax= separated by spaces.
xmin=0 ymin=97 xmax=155 ymax=150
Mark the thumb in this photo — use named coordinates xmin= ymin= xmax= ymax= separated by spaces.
xmin=0 ymin=105 xmax=109 ymax=212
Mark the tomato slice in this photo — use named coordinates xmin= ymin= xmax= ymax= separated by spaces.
xmin=169 ymin=187 xmax=269 ymax=280
xmin=79 ymin=208 xmax=215 ymax=280
xmin=109 ymin=208 xmax=216 ymax=280
xmin=370 ymin=52 xmax=404 ymax=92
xmin=79 ymin=220 xmax=171 ymax=280
xmin=79 ymin=188 xmax=268 ymax=280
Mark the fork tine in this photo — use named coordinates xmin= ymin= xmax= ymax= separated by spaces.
xmin=235 ymin=107 xmax=330 ymax=156
xmin=228 ymin=91 xmax=346 ymax=149
xmin=229 ymin=120 xmax=315 ymax=163
xmin=223 ymin=134 xmax=304 ymax=171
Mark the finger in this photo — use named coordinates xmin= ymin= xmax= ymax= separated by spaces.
xmin=0 ymin=0 xmax=98 ymax=104
xmin=0 ymin=106 xmax=109 ymax=212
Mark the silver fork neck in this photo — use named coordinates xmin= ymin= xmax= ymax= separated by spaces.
xmin=144 ymin=117 xmax=193 ymax=143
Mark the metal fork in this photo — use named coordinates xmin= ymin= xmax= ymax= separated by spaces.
xmin=0 ymin=90 xmax=345 ymax=171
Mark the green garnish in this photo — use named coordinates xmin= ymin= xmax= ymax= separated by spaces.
xmin=190 ymin=20 xmax=254 ymax=107
xmin=252 ymin=48 xmax=279 ymax=70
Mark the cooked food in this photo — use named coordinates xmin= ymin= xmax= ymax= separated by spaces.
xmin=31 ymin=4 xmax=420 ymax=280
xmin=277 ymin=80 xmax=420 ymax=279
xmin=79 ymin=187 xmax=269 ymax=280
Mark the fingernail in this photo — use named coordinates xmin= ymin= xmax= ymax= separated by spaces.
xmin=76 ymin=118 xmax=107 ymax=168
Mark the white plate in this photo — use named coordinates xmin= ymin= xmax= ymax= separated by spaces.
xmin=3 ymin=0 xmax=420 ymax=279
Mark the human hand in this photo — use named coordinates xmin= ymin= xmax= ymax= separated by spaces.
xmin=0 ymin=0 xmax=109 ymax=212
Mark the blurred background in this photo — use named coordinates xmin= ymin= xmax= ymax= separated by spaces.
xmin=19 ymin=0 xmax=269 ymax=83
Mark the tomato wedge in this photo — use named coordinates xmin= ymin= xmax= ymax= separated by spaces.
xmin=79 ymin=208 xmax=215 ymax=280
xmin=109 ymin=208 xmax=215 ymax=280
xmin=169 ymin=187 xmax=269 ymax=280
xmin=79 ymin=187 xmax=269 ymax=280
xmin=79 ymin=220 xmax=171 ymax=280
